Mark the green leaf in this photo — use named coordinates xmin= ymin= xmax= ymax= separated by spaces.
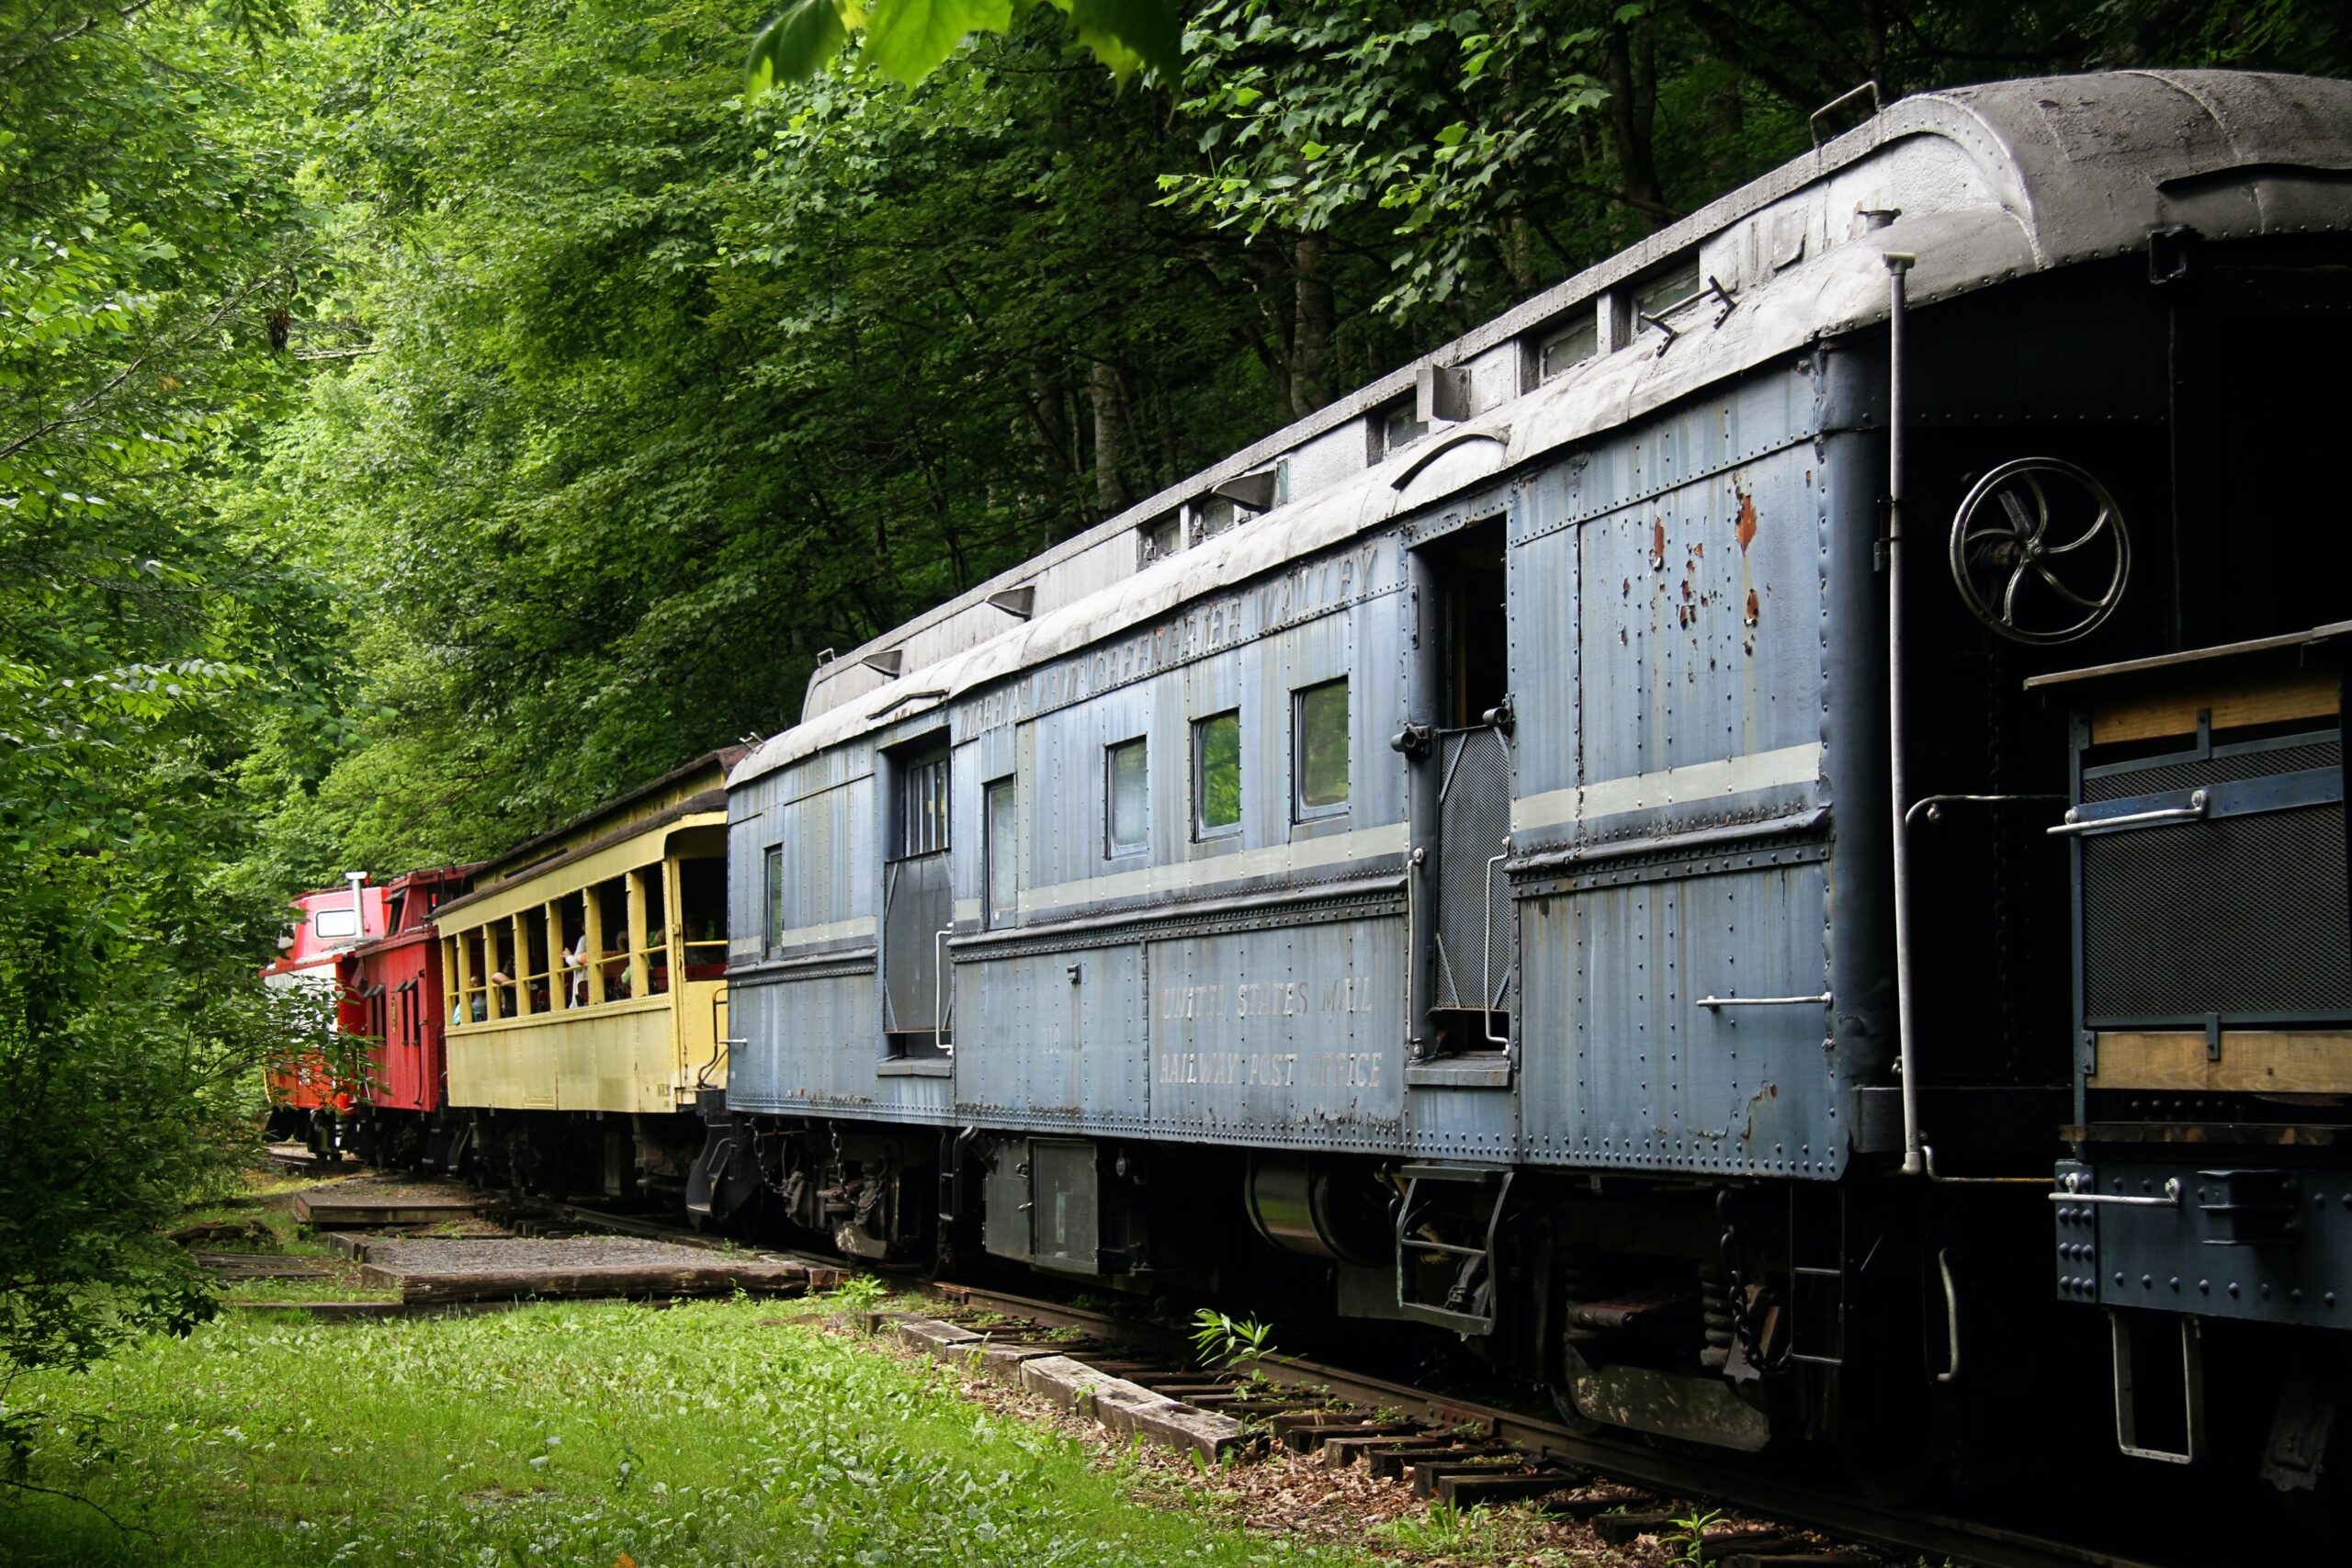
xmin=1433 ymin=120 xmax=1468 ymax=146
xmin=1056 ymin=0 xmax=1183 ymax=81
xmin=748 ymin=0 xmax=864 ymax=96
xmin=865 ymin=0 xmax=1013 ymax=86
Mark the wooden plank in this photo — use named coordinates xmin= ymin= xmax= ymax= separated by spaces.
xmin=379 ymin=1263 xmax=808 ymax=1304
xmin=1591 ymin=1509 xmax=1680 ymax=1545
xmin=2064 ymin=1122 xmax=2338 ymax=1146
xmin=2086 ymin=663 xmax=2336 ymax=745
xmin=1435 ymin=1471 xmax=1586 ymax=1507
xmin=292 ymin=1190 xmax=486 ymax=1226
xmin=2028 ymin=620 xmax=2352 ymax=690
xmin=2093 ymin=1031 xmax=2352 ymax=1094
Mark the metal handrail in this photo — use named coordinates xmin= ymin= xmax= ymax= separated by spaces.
xmin=2052 ymin=1172 xmax=2181 ymax=1208
xmin=933 ymin=927 xmax=955 ymax=1055
xmin=1481 ymin=844 xmax=1510 ymax=1047
xmin=1404 ymin=845 xmax=1426 ymax=1055
xmin=1697 ymin=992 xmax=1834 ymax=1009
xmin=2048 ymin=789 xmax=2207 ymax=837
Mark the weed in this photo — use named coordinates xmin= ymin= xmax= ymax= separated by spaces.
xmin=1374 ymin=1499 xmax=1491 ymax=1553
xmin=827 ymin=1273 xmax=887 ymax=1310
xmin=1667 ymin=1505 xmax=1726 ymax=1563
xmin=1188 ymin=1307 xmax=1275 ymax=1370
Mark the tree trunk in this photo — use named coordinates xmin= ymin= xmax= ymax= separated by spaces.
xmin=1290 ymin=236 xmax=1333 ymax=419
xmin=1604 ymin=19 xmax=1666 ymax=233
xmin=1089 ymin=357 xmax=1131 ymax=515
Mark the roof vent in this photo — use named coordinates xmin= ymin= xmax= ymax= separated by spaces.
xmin=859 ymin=648 xmax=904 ymax=678
xmin=1211 ymin=467 xmax=1281 ymax=513
xmin=1416 ymin=362 xmax=1474 ymax=424
xmin=985 ymin=585 xmax=1036 ymax=619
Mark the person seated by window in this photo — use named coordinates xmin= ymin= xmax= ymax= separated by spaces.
xmin=604 ymin=929 xmax=632 ymax=1000
xmin=489 ymin=969 xmax=515 ymax=1016
xmin=561 ymin=930 xmax=591 ymax=1006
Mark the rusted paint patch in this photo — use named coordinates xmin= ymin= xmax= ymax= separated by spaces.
xmin=1744 ymin=588 xmax=1760 ymax=626
xmin=1650 ymin=518 xmax=1668 ymax=570
xmin=1735 ymin=489 xmax=1758 ymax=552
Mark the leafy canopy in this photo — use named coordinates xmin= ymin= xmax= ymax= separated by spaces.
xmin=749 ymin=0 xmax=1182 ymax=89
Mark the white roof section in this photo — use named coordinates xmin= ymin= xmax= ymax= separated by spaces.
xmin=737 ymin=70 xmax=2352 ymax=788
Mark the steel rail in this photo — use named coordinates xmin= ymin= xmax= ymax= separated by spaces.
xmin=902 ymin=1278 xmax=2170 ymax=1568
xmin=531 ymin=1201 xmax=2173 ymax=1568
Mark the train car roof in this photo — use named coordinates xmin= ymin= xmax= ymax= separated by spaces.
xmin=435 ymin=747 xmax=746 ymax=920
xmin=735 ymin=69 xmax=2352 ymax=790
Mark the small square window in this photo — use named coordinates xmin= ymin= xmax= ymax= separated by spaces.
xmin=763 ymin=843 xmax=784 ymax=948
xmin=1294 ymin=680 xmax=1350 ymax=818
xmin=1634 ymin=257 xmax=1702 ymax=321
xmin=1376 ymin=399 xmax=1429 ymax=458
xmin=1106 ymin=737 xmax=1148 ymax=855
xmin=985 ymin=779 xmax=1018 ymax=926
xmin=1539 ymin=314 xmax=1597 ymax=380
xmin=1191 ymin=494 xmax=1238 ymax=546
xmin=1138 ymin=512 xmax=1181 ymax=567
xmin=1193 ymin=711 xmax=1241 ymax=839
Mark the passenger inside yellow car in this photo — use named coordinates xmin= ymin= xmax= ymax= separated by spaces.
xmin=603 ymin=930 xmax=631 ymax=1000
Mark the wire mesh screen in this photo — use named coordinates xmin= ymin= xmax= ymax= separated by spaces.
xmin=882 ymin=852 xmax=949 ymax=1034
xmin=2083 ymin=801 xmax=2351 ymax=1021
xmin=2082 ymin=739 xmax=2339 ymax=804
xmin=1433 ymin=725 xmax=1514 ymax=1015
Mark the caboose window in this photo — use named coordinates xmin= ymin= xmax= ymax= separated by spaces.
xmin=1193 ymin=711 xmax=1241 ymax=838
xmin=894 ymin=745 xmax=949 ymax=859
xmin=1106 ymin=737 xmax=1148 ymax=855
xmin=763 ymin=843 xmax=784 ymax=949
xmin=1295 ymin=680 xmax=1351 ymax=817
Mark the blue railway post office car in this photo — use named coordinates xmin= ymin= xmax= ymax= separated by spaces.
xmin=701 ymin=72 xmax=2352 ymax=1493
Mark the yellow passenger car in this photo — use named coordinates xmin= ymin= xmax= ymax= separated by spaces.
xmin=432 ymin=749 xmax=743 ymax=1195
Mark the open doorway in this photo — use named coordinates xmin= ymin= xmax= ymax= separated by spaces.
xmin=1419 ymin=514 xmax=1513 ymax=1055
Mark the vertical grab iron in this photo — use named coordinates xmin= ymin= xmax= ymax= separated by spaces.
xmin=1884 ymin=251 xmax=1924 ymax=1176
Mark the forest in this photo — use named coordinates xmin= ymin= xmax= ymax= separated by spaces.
xmin=0 ymin=0 xmax=2344 ymax=1371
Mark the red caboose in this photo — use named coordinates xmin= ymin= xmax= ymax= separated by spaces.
xmin=332 ymin=865 xmax=474 ymax=1168
xmin=262 ymin=875 xmax=389 ymax=1155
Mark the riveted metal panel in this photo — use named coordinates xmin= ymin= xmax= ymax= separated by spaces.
xmin=1146 ymin=918 xmax=1403 ymax=1152
xmin=725 ymin=968 xmax=880 ymax=1114
xmin=1521 ymin=852 xmax=1839 ymax=1177
xmin=2057 ymin=1158 xmax=2352 ymax=1329
xmin=956 ymin=944 xmax=1147 ymax=1131
xmin=1506 ymin=475 xmax=1583 ymax=806
xmin=1570 ymin=434 xmax=1824 ymax=823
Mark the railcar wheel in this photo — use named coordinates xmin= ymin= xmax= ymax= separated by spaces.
xmin=1545 ymin=1344 xmax=1605 ymax=1435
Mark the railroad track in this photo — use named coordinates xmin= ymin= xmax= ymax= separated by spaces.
xmin=522 ymin=1198 xmax=2170 ymax=1568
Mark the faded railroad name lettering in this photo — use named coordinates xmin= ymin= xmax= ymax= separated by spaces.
xmin=1152 ymin=1050 xmax=1384 ymax=1089
xmin=1155 ymin=975 xmax=1381 ymax=1020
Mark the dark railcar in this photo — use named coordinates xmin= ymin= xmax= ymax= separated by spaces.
xmin=707 ymin=72 xmax=2352 ymax=1498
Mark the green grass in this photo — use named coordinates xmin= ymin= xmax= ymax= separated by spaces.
xmin=0 ymin=1298 xmax=1369 ymax=1567
xmin=214 ymin=1271 xmax=400 ymax=1305
xmin=175 ymin=1171 xmax=337 ymax=1257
